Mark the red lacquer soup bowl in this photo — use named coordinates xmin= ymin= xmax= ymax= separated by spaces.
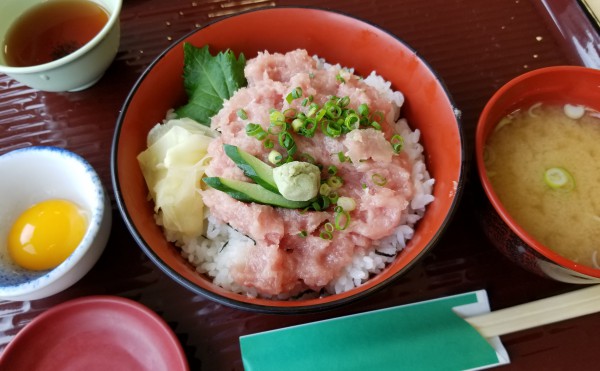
xmin=476 ymin=66 xmax=600 ymax=284
xmin=111 ymin=7 xmax=465 ymax=313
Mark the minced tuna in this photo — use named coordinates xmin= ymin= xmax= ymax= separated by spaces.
xmin=191 ymin=49 xmax=434 ymax=297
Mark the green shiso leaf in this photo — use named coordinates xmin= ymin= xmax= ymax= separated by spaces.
xmin=175 ymin=43 xmax=247 ymax=126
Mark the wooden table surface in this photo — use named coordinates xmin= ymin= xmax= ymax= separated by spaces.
xmin=1 ymin=0 xmax=600 ymax=369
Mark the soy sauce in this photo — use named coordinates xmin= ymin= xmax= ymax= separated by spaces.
xmin=3 ymin=0 xmax=109 ymax=67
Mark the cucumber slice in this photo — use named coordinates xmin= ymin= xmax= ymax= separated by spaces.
xmin=223 ymin=144 xmax=279 ymax=193
xmin=203 ymin=177 xmax=312 ymax=209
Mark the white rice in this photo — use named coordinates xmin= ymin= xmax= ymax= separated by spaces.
xmin=158 ymin=64 xmax=435 ymax=300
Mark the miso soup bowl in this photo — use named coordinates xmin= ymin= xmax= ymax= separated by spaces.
xmin=476 ymin=66 xmax=600 ymax=284
xmin=112 ymin=7 xmax=465 ymax=314
xmin=0 ymin=0 xmax=122 ymax=92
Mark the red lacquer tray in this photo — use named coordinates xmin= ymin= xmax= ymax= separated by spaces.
xmin=1 ymin=0 xmax=599 ymax=369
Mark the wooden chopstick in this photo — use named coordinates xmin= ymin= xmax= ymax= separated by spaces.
xmin=465 ymin=284 xmax=600 ymax=338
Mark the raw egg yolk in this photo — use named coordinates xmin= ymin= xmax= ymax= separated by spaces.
xmin=7 ymin=199 xmax=87 ymax=271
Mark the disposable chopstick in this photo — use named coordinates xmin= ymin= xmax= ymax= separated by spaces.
xmin=465 ymin=284 xmax=600 ymax=338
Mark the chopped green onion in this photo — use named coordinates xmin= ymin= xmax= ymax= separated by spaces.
xmin=358 ymin=103 xmax=370 ymax=117
xmin=323 ymin=120 xmax=342 ymax=137
xmin=315 ymin=108 xmax=327 ymax=122
xmin=320 ymin=183 xmax=332 ymax=196
xmin=270 ymin=110 xmax=285 ymax=125
xmin=245 ymin=123 xmax=263 ymax=136
xmin=268 ymin=150 xmax=282 ymax=164
xmin=263 ymin=138 xmax=274 ymax=149
xmin=327 ymin=165 xmax=338 ymax=175
xmin=391 ymin=134 xmax=404 ymax=153
xmin=320 ymin=231 xmax=333 ymax=240
xmin=371 ymin=121 xmax=381 ymax=130
xmin=338 ymin=96 xmax=350 ymax=107
xmin=292 ymin=118 xmax=304 ymax=132
xmin=301 ymin=98 xmax=309 ymax=107
xmin=283 ymin=108 xmax=298 ymax=119
xmin=328 ymin=191 xmax=339 ymax=203
xmin=336 ymin=73 xmax=345 ymax=83
xmin=337 ymin=196 xmax=356 ymax=211
xmin=338 ymin=152 xmax=349 ymax=163
xmin=334 ymin=209 xmax=350 ymax=230
xmin=286 ymin=87 xmax=303 ymax=103
xmin=292 ymin=87 xmax=303 ymax=98
xmin=324 ymin=222 xmax=335 ymax=233
xmin=237 ymin=109 xmax=248 ymax=120
xmin=278 ymin=131 xmax=297 ymax=155
xmin=327 ymin=175 xmax=343 ymax=189
xmin=344 ymin=113 xmax=360 ymax=131
xmin=267 ymin=124 xmax=283 ymax=135
xmin=298 ymin=230 xmax=308 ymax=237
xmin=321 ymin=195 xmax=331 ymax=209
xmin=325 ymin=103 xmax=342 ymax=119
xmin=255 ymin=131 xmax=268 ymax=141
xmin=299 ymin=119 xmax=317 ymax=137
xmin=307 ymin=103 xmax=319 ymax=118
xmin=371 ymin=173 xmax=387 ymax=186
xmin=544 ymin=167 xmax=575 ymax=191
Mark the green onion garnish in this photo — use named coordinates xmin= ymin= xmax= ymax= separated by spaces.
xmin=327 ymin=175 xmax=343 ymax=189
xmin=338 ymin=152 xmax=348 ymax=162
xmin=334 ymin=209 xmax=350 ymax=230
xmin=358 ymin=103 xmax=369 ymax=117
xmin=278 ymin=131 xmax=297 ymax=156
xmin=324 ymin=222 xmax=335 ymax=233
xmin=286 ymin=87 xmax=303 ymax=103
xmin=371 ymin=173 xmax=387 ymax=186
xmin=268 ymin=150 xmax=282 ymax=165
xmin=344 ymin=113 xmax=360 ymax=131
xmin=391 ymin=134 xmax=404 ymax=153
xmin=237 ymin=109 xmax=248 ymax=120
xmin=263 ymin=138 xmax=274 ymax=149
xmin=320 ymin=183 xmax=332 ymax=196
xmin=336 ymin=196 xmax=356 ymax=211
xmin=270 ymin=110 xmax=285 ymax=125
xmin=320 ymin=231 xmax=333 ymax=240
xmin=291 ymin=118 xmax=304 ymax=132
xmin=245 ymin=123 xmax=262 ymax=136
xmin=544 ymin=167 xmax=575 ymax=191
xmin=338 ymin=96 xmax=350 ymax=107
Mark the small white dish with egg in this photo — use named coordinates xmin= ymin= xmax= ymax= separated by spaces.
xmin=0 ymin=146 xmax=111 ymax=301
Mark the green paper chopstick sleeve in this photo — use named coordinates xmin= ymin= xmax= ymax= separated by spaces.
xmin=240 ymin=290 xmax=509 ymax=371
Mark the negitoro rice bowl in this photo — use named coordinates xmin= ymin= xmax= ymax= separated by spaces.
xmin=138 ymin=48 xmax=435 ymax=299
xmin=112 ymin=7 xmax=464 ymax=313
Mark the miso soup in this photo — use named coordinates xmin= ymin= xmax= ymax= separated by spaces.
xmin=484 ymin=103 xmax=600 ymax=269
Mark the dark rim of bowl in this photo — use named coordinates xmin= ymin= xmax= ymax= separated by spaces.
xmin=110 ymin=5 xmax=467 ymax=314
